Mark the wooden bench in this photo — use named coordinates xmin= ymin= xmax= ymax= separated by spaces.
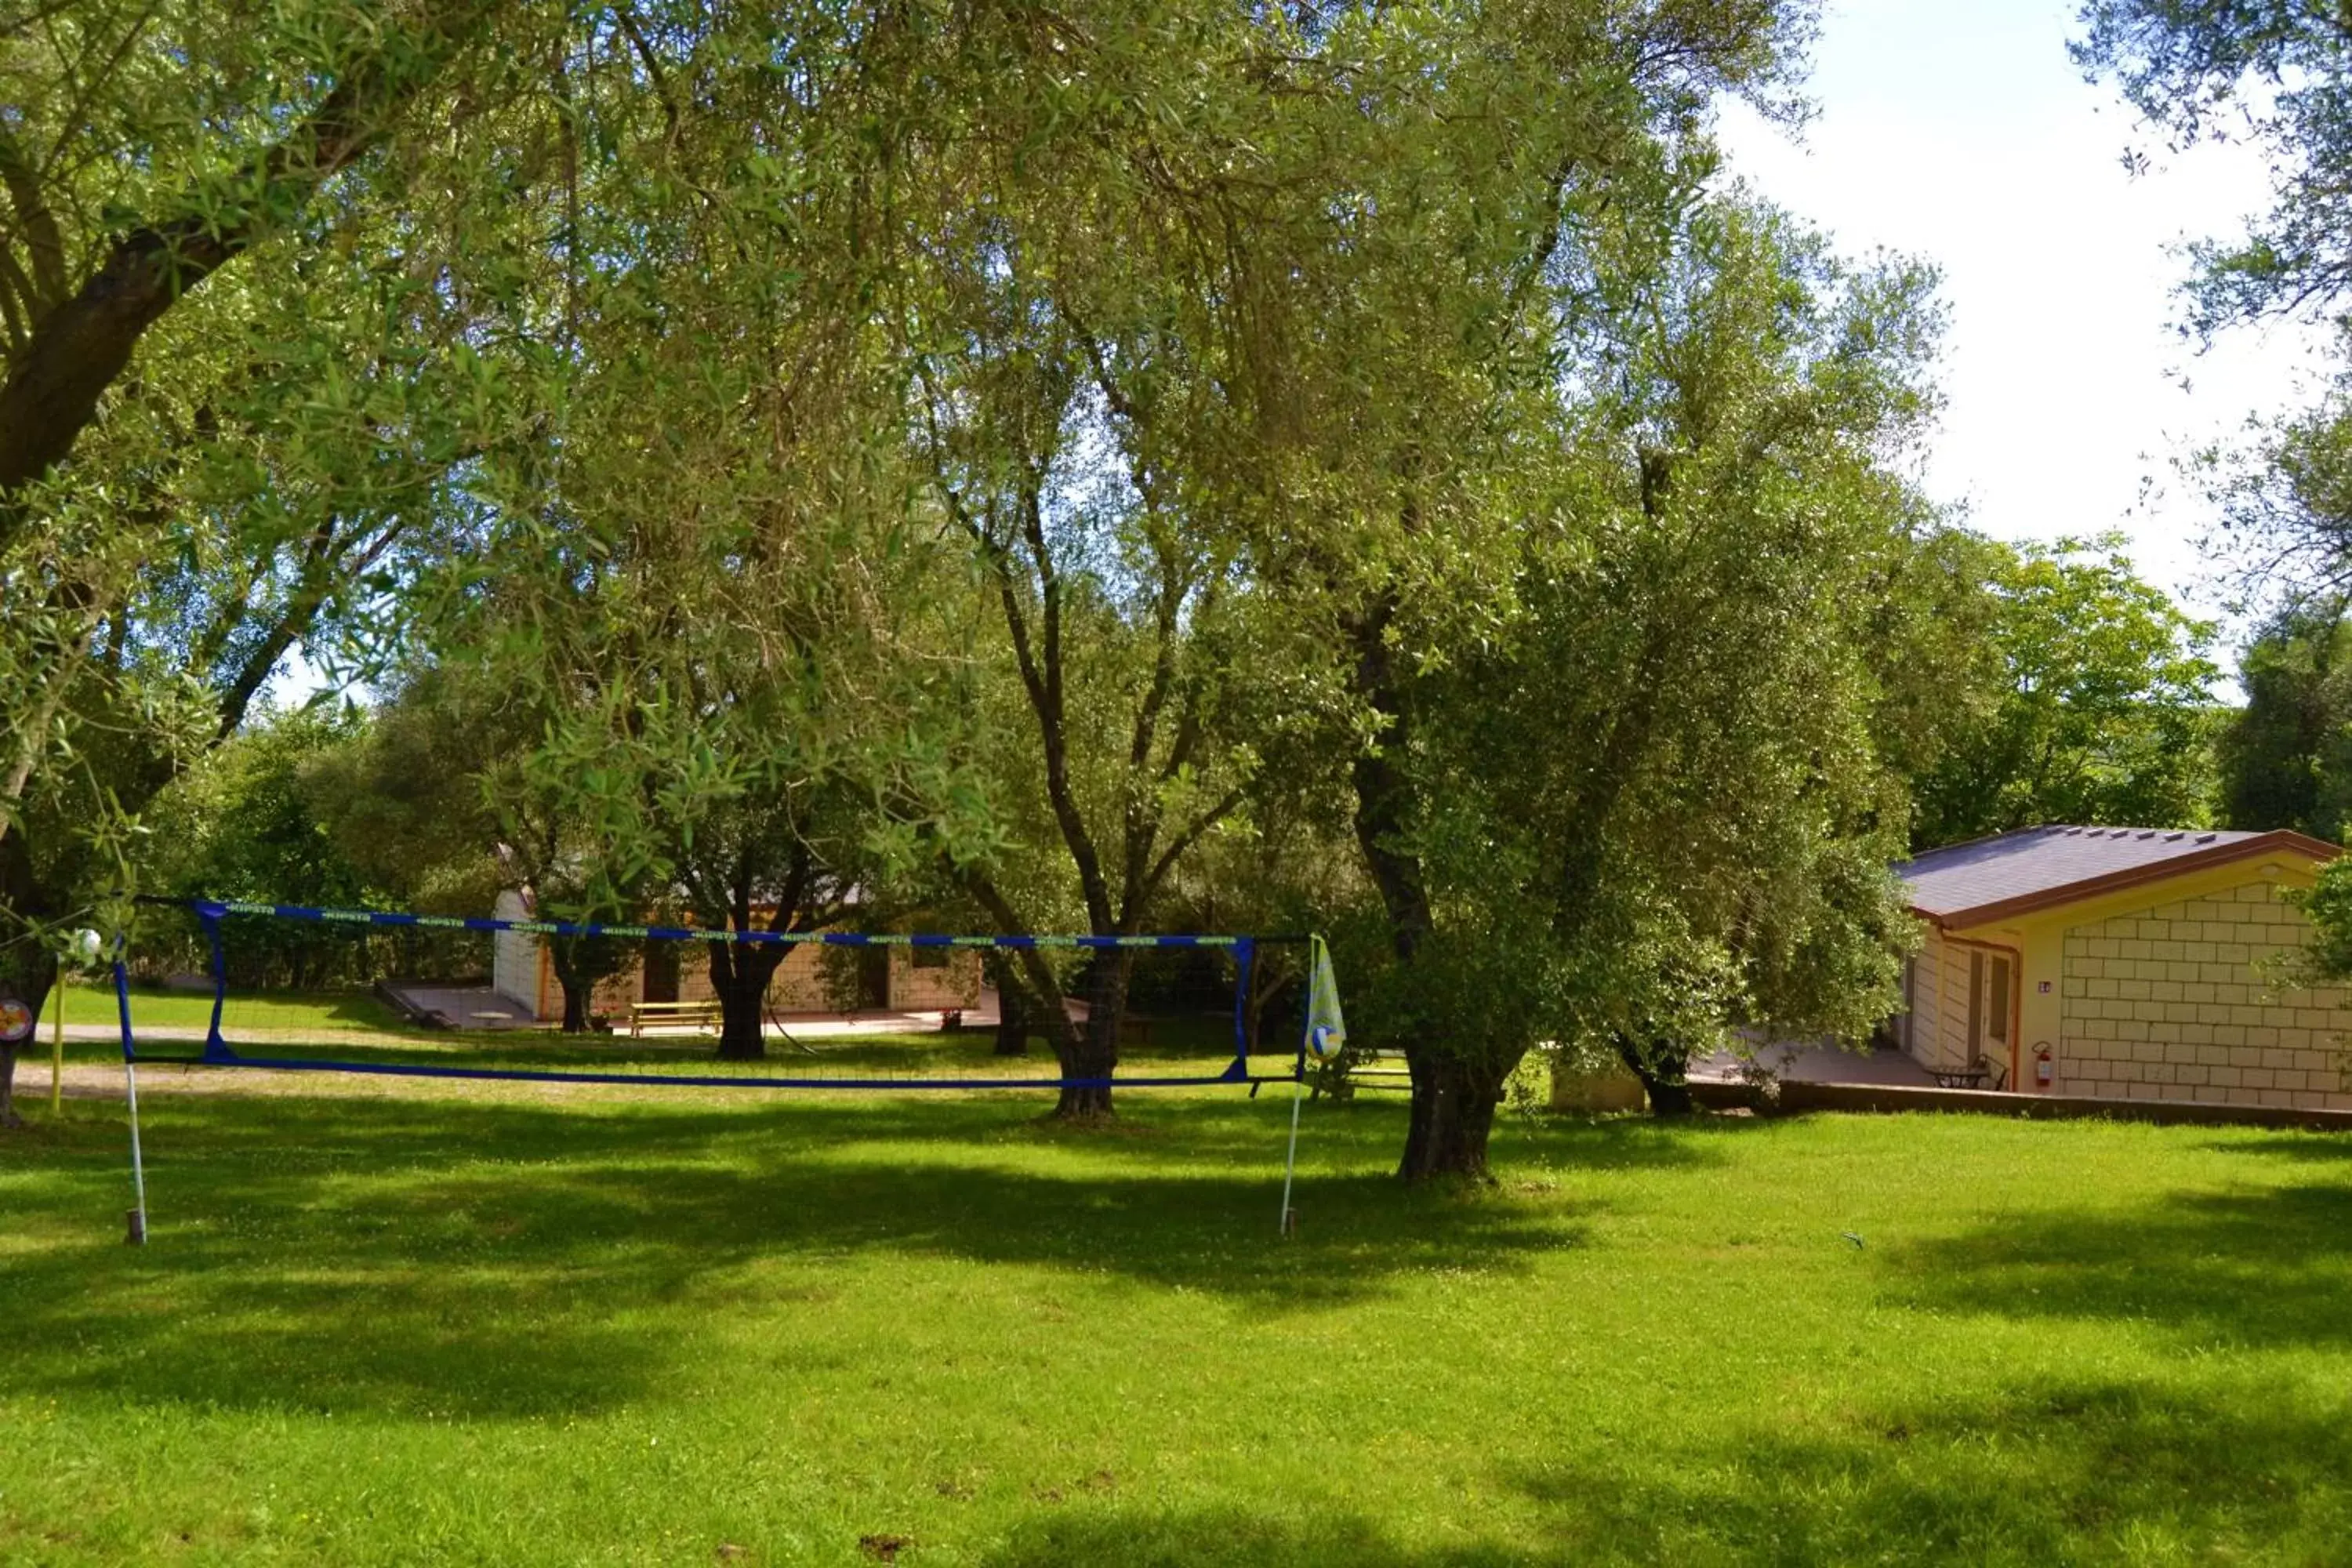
xmin=1310 ymin=1047 xmax=1411 ymax=1099
xmin=628 ymin=999 xmax=724 ymax=1038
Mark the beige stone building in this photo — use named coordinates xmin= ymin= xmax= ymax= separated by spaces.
xmin=1893 ymin=825 xmax=2352 ymax=1111
xmin=490 ymin=890 xmax=982 ymax=1025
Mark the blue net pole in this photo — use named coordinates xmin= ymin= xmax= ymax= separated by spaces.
xmin=201 ymin=905 xmax=227 ymax=1058
xmin=1230 ymin=936 xmax=1255 ymax=1062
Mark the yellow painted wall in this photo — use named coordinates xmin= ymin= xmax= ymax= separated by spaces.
xmin=1921 ymin=852 xmax=2352 ymax=1111
xmin=1895 ymin=927 xmax=2020 ymax=1081
xmin=1902 ymin=930 xmax=1970 ymax=1073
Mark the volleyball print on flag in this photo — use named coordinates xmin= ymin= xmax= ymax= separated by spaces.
xmin=1304 ymin=936 xmax=1346 ymax=1062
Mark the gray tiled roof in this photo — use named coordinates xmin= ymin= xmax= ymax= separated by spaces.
xmin=1897 ymin=825 xmax=2267 ymax=921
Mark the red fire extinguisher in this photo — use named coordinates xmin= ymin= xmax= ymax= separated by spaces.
xmin=2034 ymin=1044 xmax=2053 ymax=1087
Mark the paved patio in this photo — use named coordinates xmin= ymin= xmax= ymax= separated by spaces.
xmin=1690 ymin=1039 xmax=1940 ymax=1088
xmin=379 ymin=982 xmax=545 ymax=1031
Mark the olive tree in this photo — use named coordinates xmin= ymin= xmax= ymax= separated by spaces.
xmin=1348 ymin=200 xmax=1942 ymax=1170
xmin=0 ymin=0 xmax=585 ymax=1120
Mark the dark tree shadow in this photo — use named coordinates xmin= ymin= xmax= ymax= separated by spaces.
xmin=1500 ymin=1378 xmax=2352 ymax=1564
xmin=2200 ymin=1131 xmax=2352 ymax=1166
xmin=1 ymin=1091 xmax=1597 ymax=1421
xmin=942 ymin=1375 xmax=2352 ymax=1566
xmin=1883 ymin=1181 xmax=2352 ymax=1350
xmin=974 ymin=1505 xmax=1548 ymax=1567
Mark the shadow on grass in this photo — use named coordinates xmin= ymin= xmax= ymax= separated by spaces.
xmin=960 ymin=1374 xmax=2352 ymax=1564
xmin=79 ymin=1029 xmax=1265 ymax=1076
xmin=1498 ymin=1109 xmax=1759 ymax=1172
xmin=964 ymin=1375 xmax=2352 ymax=1564
xmin=975 ymin=1506 xmax=1544 ymax=1567
xmin=1497 ymin=1377 xmax=2352 ymax=1564
xmin=1883 ymin=1177 xmax=2352 ymax=1349
xmin=1 ymin=1092 xmax=1595 ymax=1421
xmin=2201 ymin=1130 xmax=2352 ymax=1165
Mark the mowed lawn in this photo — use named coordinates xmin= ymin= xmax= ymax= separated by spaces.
xmin=4 ymin=1083 xmax=2350 ymax=1566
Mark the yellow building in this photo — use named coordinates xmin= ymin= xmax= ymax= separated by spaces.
xmin=1894 ymin=826 xmax=2352 ymax=1110
xmin=490 ymin=890 xmax=982 ymax=1024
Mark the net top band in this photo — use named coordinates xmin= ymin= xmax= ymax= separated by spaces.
xmin=169 ymin=898 xmax=1283 ymax=950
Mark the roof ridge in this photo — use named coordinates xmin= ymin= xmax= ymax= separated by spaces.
xmin=1907 ymin=822 xmax=2252 ymax=861
xmin=1903 ymin=822 xmax=2075 ymax=861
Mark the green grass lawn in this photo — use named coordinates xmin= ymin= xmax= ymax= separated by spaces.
xmin=5 ymin=1083 xmax=2350 ymax=1566
xmin=53 ymin=981 xmax=424 ymax=1037
xmin=53 ymin=982 xmax=1248 ymax=1082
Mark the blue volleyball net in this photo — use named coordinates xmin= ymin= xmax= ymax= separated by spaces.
xmin=113 ymin=898 xmax=1312 ymax=1094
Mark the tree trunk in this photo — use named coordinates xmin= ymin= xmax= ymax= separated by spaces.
xmin=993 ymin=978 xmax=1030 ymax=1057
xmin=1348 ymin=594 xmax=1487 ymax=1181
xmin=1396 ymin=1050 xmax=1502 ymax=1180
xmin=1643 ymin=1076 xmax=1696 ymax=1116
xmin=1053 ymin=1036 xmax=1116 ymax=1119
xmin=1052 ymin=949 xmax=1134 ymax=1121
xmin=707 ymin=942 xmax=785 ymax=1061
xmin=1613 ymin=1036 xmax=1695 ymax=1116
xmin=0 ymin=829 xmax=57 ymax=1128
xmin=1242 ymin=960 xmax=1290 ymax=1058
xmin=550 ymin=936 xmax=604 ymax=1033
xmin=558 ymin=975 xmax=591 ymax=1033
xmin=0 ymin=0 xmax=500 ymax=524
xmin=0 ymin=967 xmax=55 ymax=1129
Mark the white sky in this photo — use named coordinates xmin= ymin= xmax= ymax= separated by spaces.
xmin=1715 ymin=0 xmax=2327 ymax=633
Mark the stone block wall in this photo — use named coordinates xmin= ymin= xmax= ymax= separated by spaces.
xmin=2059 ymin=881 xmax=2352 ymax=1110
xmin=573 ymin=942 xmax=981 ymax=1018
xmin=889 ymin=949 xmax=983 ymax=1011
xmin=662 ymin=943 xmax=837 ymax=1010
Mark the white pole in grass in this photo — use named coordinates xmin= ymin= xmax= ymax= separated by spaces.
xmin=113 ymin=942 xmax=147 ymax=1246
xmin=49 ymin=972 xmax=64 ymax=1116
xmin=1279 ymin=1073 xmax=1305 ymax=1238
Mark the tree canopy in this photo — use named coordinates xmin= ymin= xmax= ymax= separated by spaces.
xmin=1907 ymin=535 xmax=2222 ymax=851
xmin=12 ymin=0 xmax=2278 ymax=1171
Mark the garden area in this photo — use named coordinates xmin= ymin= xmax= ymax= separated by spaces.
xmin=19 ymin=5 xmax=2352 ymax=1563
xmin=7 ymin=1082 xmax=2350 ymax=1564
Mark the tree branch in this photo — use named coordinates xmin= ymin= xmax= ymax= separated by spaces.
xmin=0 ymin=0 xmax=496 ymax=523
xmin=0 ymin=129 xmax=68 ymax=308
xmin=957 ymin=866 xmax=1079 ymax=1054
xmin=1138 ymin=782 xmax=1245 ymax=910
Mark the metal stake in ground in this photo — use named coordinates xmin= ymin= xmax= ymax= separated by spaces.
xmin=113 ymin=943 xmax=147 ymax=1245
xmin=49 ymin=973 xmax=63 ymax=1116
xmin=1279 ymin=1073 xmax=1305 ymax=1237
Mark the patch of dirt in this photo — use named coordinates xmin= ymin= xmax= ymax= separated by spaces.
xmin=858 ymin=1533 xmax=912 ymax=1563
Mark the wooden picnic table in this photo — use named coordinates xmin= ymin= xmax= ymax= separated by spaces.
xmin=628 ymin=999 xmax=723 ymax=1038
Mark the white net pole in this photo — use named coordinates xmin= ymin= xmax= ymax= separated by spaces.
xmin=1279 ymin=1073 xmax=1304 ymax=1237
xmin=113 ymin=948 xmax=148 ymax=1246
